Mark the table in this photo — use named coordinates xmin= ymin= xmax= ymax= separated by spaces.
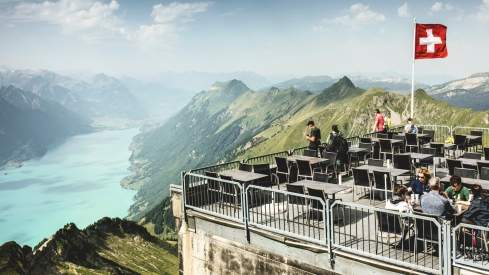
xmin=356 ymin=164 xmax=410 ymax=177
xmin=348 ymin=147 xmax=369 ymax=154
xmin=399 ymin=152 xmax=433 ymax=161
xmin=219 ymin=170 xmax=268 ymax=183
xmin=439 ymin=176 xmax=489 ymax=190
xmin=466 ymin=135 xmax=482 ymax=142
xmin=371 ymin=138 xmax=404 ymax=145
xmin=287 ymin=155 xmax=329 ymax=165
xmin=457 ymin=158 xmax=489 ymax=167
xmin=290 ymin=179 xmax=350 ymax=200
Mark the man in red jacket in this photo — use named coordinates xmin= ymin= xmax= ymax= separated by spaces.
xmin=374 ymin=109 xmax=385 ymax=132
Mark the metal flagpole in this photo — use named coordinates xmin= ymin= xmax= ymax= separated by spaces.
xmin=410 ymin=17 xmax=416 ymax=119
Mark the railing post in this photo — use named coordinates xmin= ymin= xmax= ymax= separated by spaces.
xmin=443 ymin=220 xmax=452 ymax=275
xmin=181 ymin=171 xmax=187 ymax=221
xmin=244 ymin=185 xmax=250 ymax=243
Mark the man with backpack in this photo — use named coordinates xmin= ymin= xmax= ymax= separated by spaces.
xmin=325 ymin=125 xmax=349 ymax=165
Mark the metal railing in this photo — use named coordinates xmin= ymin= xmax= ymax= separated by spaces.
xmin=246 ymin=185 xmax=329 ymax=246
xmin=452 ymin=223 xmax=489 ymax=272
xmin=183 ymin=172 xmax=244 ymax=223
xmin=330 ymin=201 xmax=443 ymax=274
xmin=189 ymin=160 xmax=240 ymax=175
xmin=243 ymin=150 xmax=289 ymax=165
xmin=419 ymin=125 xmax=452 ymax=143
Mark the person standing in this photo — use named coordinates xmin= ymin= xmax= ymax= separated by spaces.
xmin=374 ymin=109 xmax=385 ymax=133
xmin=305 ymin=120 xmax=321 ymax=151
xmin=404 ymin=117 xmax=418 ymax=134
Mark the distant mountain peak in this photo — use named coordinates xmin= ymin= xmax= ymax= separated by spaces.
xmin=316 ymin=76 xmax=363 ymax=104
xmin=337 ymin=76 xmax=355 ymax=88
xmin=209 ymin=79 xmax=250 ymax=94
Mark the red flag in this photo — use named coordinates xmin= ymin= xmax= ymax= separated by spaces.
xmin=414 ymin=23 xmax=447 ymax=59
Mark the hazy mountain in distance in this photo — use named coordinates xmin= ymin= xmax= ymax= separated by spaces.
xmin=0 ymin=69 xmax=145 ymax=121
xmin=429 ymin=72 xmax=489 ymax=110
xmin=271 ymin=74 xmax=429 ymax=94
xmin=0 ymin=85 xmax=91 ymax=168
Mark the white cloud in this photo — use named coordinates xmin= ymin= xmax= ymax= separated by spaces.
xmin=398 ymin=2 xmax=410 ymax=18
xmin=332 ymin=3 xmax=385 ymax=28
xmin=431 ymin=2 xmax=454 ymax=13
xmin=131 ymin=2 xmax=210 ymax=49
xmin=11 ymin=0 xmax=124 ymax=40
xmin=477 ymin=0 xmax=489 ymax=22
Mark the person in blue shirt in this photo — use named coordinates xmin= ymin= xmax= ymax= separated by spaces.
xmin=409 ymin=168 xmax=431 ymax=195
xmin=403 ymin=117 xmax=418 ymax=134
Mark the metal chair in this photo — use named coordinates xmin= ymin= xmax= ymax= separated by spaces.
xmin=286 ymin=184 xmax=306 ymax=206
xmin=307 ymin=188 xmax=326 ymax=220
xmin=470 ymin=130 xmax=483 ymax=151
xmin=423 ymin=129 xmax=435 ymax=142
xmin=368 ymin=158 xmax=384 ymax=167
xmin=484 ymin=147 xmax=489 ymax=160
xmin=372 ymin=170 xmax=393 ymax=202
xmin=462 ymin=152 xmax=482 ymax=160
xmin=377 ymin=133 xmax=388 ymax=139
xmin=219 ymin=175 xmax=238 ymax=205
xmin=253 ymin=164 xmax=274 ymax=187
xmin=352 ymin=168 xmax=371 ymax=202
xmin=239 ymin=162 xmax=253 ymax=172
xmin=275 ymin=156 xmax=290 ymax=183
xmin=481 ymin=167 xmax=489 ymax=180
xmin=313 ymin=172 xmax=329 ymax=183
xmin=392 ymin=135 xmax=406 ymax=153
xmin=205 ymin=171 xmax=221 ymax=205
xmin=375 ymin=211 xmax=404 ymax=254
xmin=414 ymin=213 xmax=440 ymax=259
xmin=454 ymin=134 xmax=467 ymax=156
xmin=477 ymin=162 xmax=489 ymax=179
xmin=379 ymin=139 xmax=396 ymax=161
xmin=453 ymin=167 xmax=478 ymax=179
xmin=393 ymin=154 xmax=413 ymax=179
xmin=322 ymin=151 xmax=339 ymax=180
xmin=360 ymin=137 xmax=372 ymax=143
xmin=420 ymin=147 xmax=436 ymax=166
xmin=446 ymin=159 xmax=463 ymax=176
xmin=303 ymin=149 xmax=318 ymax=157
xmin=405 ymin=133 xmax=419 ymax=152
xmin=296 ymin=159 xmax=313 ymax=180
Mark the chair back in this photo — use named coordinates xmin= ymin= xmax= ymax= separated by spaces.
xmin=313 ymin=172 xmax=329 ymax=183
xmin=296 ymin=160 xmax=312 ymax=177
xmin=288 ymin=165 xmax=298 ymax=183
xmin=481 ymin=167 xmax=489 ymax=180
xmin=421 ymin=147 xmax=436 ymax=155
xmin=446 ymin=159 xmax=462 ymax=175
xmin=470 ymin=130 xmax=483 ymax=137
xmin=275 ymin=157 xmax=289 ymax=174
xmin=417 ymin=127 xmax=424 ymax=134
xmin=303 ymin=149 xmax=317 ymax=157
xmin=405 ymin=133 xmax=418 ymax=146
xmin=484 ymin=147 xmax=489 ymax=160
xmin=393 ymin=154 xmax=411 ymax=170
xmin=373 ymin=170 xmax=392 ymax=190
xmin=359 ymin=142 xmax=372 ymax=152
xmin=376 ymin=211 xmax=403 ymax=234
xmin=360 ymin=137 xmax=372 ymax=143
xmin=307 ymin=188 xmax=326 ymax=210
xmin=352 ymin=168 xmax=370 ymax=188
xmin=454 ymin=134 xmax=467 ymax=149
xmin=286 ymin=184 xmax=305 ymax=205
xmin=220 ymin=175 xmax=233 ymax=181
xmin=377 ymin=133 xmax=388 ymax=139
xmin=423 ymin=129 xmax=435 ymax=141
xmin=253 ymin=164 xmax=271 ymax=176
xmin=477 ymin=162 xmax=489 ymax=178
xmin=239 ymin=162 xmax=253 ymax=172
xmin=379 ymin=139 xmax=392 ymax=153
xmin=453 ymin=167 xmax=477 ymax=179
xmin=367 ymin=158 xmax=384 ymax=167
xmin=322 ymin=151 xmax=337 ymax=164
xmin=205 ymin=171 xmax=218 ymax=178
xmin=205 ymin=171 xmax=220 ymax=191
xmin=462 ymin=152 xmax=482 ymax=160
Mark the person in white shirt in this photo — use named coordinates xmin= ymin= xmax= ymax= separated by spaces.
xmin=404 ymin=117 xmax=418 ymax=134
xmin=385 ymin=186 xmax=413 ymax=213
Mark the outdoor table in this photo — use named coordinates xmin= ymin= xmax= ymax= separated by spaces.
xmin=290 ymin=179 xmax=350 ymax=200
xmin=399 ymin=152 xmax=433 ymax=161
xmin=219 ymin=170 xmax=268 ymax=184
xmin=287 ymin=155 xmax=329 ymax=166
xmin=457 ymin=158 xmax=489 ymax=167
xmin=371 ymin=138 xmax=404 ymax=145
xmin=348 ymin=147 xmax=369 ymax=167
xmin=439 ymin=175 xmax=489 ymax=190
xmin=356 ymin=164 xmax=410 ymax=177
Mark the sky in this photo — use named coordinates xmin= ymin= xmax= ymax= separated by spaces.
xmin=0 ymin=0 xmax=488 ymax=83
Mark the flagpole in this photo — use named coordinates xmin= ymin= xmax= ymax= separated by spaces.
xmin=410 ymin=17 xmax=416 ymax=119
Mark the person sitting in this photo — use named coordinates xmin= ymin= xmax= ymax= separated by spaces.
xmin=403 ymin=117 xmax=418 ymax=134
xmin=445 ymin=175 xmax=470 ymax=201
xmin=462 ymin=185 xmax=489 ymax=226
xmin=421 ymin=177 xmax=455 ymax=219
xmin=386 ymin=186 xmax=412 ymax=213
xmin=304 ymin=120 xmax=321 ymax=151
xmin=409 ymin=168 xmax=431 ymax=196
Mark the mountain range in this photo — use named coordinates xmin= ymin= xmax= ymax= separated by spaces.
xmin=429 ymin=72 xmax=489 ymax=110
xmin=123 ymin=76 xmax=489 ymax=223
xmin=0 ymin=85 xmax=91 ymax=168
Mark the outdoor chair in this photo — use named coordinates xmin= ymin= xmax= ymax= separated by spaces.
xmin=481 ymin=167 xmax=489 ymax=181
xmin=322 ymin=151 xmax=339 ymax=181
xmin=296 ymin=159 xmax=313 ymax=180
xmin=405 ymin=133 xmax=419 ymax=153
xmin=375 ymin=211 xmax=404 ymax=254
xmin=477 ymin=162 xmax=489 ymax=178
xmin=414 ymin=213 xmax=440 ymax=258
xmin=239 ymin=162 xmax=253 ymax=172
xmin=253 ymin=163 xmax=274 ymax=187
xmin=368 ymin=158 xmax=384 ymax=167
xmin=219 ymin=175 xmax=238 ymax=205
xmin=303 ymin=149 xmax=318 ymax=157
xmin=377 ymin=133 xmax=388 ymax=139
xmin=463 ymin=152 xmax=482 ymax=160
xmin=307 ymin=188 xmax=326 ymax=220
xmin=275 ymin=156 xmax=290 ymax=184
xmin=393 ymin=154 xmax=413 ymax=180
xmin=469 ymin=130 xmax=483 ymax=151
xmin=379 ymin=139 xmax=398 ymax=161
xmin=392 ymin=135 xmax=406 ymax=153
xmin=420 ymin=147 xmax=436 ymax=166
xmin=423 ymin=129 xmax=435 ymax=143
xmin=454 ymin=134 xmax=467 ymax=156
xmin=352 ymin=168 xmax=371 ymax=202
xmin=360 ymin=137 xmax=372 ymax=143
xmin=205 ymin=171 xmax=220 ymax=205
xmin=484 ymin=147 xmax=489 ymax=160
xmin=446 ymin=159 xmax=463 ymax=176
xmin=372 ymin=170 xmax=395 ymax=203
xmin=285 ymin=184 xmax=306 ymax=214
xmin=313 ymin=172 xmax=329 ymax=183
xmin=453 ymin=167 xmax=478 ymax=179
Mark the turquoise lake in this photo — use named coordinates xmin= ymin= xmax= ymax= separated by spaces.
xmin=0 ymin=128 xmax=137 ymax=247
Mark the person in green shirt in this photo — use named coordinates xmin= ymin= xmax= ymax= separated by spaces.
xmin=445 ymin=175 xmax=470 ymax=201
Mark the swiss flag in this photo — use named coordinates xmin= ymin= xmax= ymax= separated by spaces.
xmin=415 ymin=23 xmax=447 ymax=59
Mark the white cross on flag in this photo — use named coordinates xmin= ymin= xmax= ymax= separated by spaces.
xmin=415 ymin=23 xmax=447 ymax=59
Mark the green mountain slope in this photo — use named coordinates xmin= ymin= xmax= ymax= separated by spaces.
xmin=0 ymin=218 xmax=178 ymax=275
xmin=127 ymin=77 xmax=489 ymax=226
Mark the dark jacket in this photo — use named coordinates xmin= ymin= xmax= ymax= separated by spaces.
xmin=463 ymin=195 xmax=489 ymax=226
xmin=326 ymin=131 xmax=348 ymax=163
xmin=410 ymin=179 xmax=430 ymax=195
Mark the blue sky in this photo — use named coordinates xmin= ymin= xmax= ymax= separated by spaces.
xmin=0 ymin=0 xmax=488 ymax=83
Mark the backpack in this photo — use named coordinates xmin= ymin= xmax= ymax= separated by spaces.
xmin=337 ymin=135 xmax=349 ymax=163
